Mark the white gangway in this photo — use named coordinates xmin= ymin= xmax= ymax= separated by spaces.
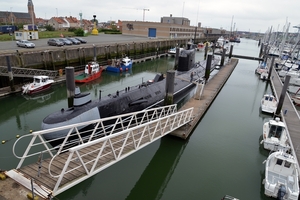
xmin=6 ymin=104 xmax=194 ymax=198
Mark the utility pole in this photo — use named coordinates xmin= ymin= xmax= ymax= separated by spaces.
xmin=143 ymin=8 xmax=149 ymax=21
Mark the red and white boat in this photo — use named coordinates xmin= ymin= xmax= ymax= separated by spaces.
xmin=75 ymin=61 xmax=104 ymax=83
xmin=22 ymin=76 xmax=54 ymax=95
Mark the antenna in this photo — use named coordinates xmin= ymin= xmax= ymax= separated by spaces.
xmin=182 ymin=2 xmax=185 ymax=18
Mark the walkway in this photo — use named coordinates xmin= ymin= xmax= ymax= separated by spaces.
xmin=269 ymin=66 xmax=300 ymax=166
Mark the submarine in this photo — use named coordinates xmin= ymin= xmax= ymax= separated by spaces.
xmin=41 ymin=48 xmax=219 ymax=147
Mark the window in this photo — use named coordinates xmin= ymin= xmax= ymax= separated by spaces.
xmin=284 ymin=161 xmax=291 ymax=168
xmin=276 ymin=159 xmax=283 ymax=165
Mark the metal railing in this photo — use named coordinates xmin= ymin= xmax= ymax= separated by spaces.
xmin=12 ymin=104 xmax=193 ymax=196
xmin=0 ymin=66 xmax=58 ymax=78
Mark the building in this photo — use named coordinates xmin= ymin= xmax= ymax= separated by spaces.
xmin=122 ymin=15 xmax=204 ymax=39
xmin=0 ymin=0 xmax=36 ymax=26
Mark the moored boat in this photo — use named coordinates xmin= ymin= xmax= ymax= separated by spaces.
xmin=255 ymin=62 xmax=268 ymax=75
xmin=260 ymin=117 xmax=290 ymax=152
xmin=260 ymin=94 xmax=277 ymax=114
xmin=262 ymin=150 xmax=299 ymax=200
xmin=105 ymin=57 xmax=132 ymax=73
xmin=22 ymin=76 xmax=54 ymax=95
xmin=75 ymin=61 xmax=104 ymax=83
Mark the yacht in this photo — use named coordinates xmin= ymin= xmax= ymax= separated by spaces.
xmin=260 ymin=94 xmax=277 ymax=114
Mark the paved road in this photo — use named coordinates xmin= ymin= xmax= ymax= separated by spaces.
xmin=0 ymin=34 xmax=160 ymax=54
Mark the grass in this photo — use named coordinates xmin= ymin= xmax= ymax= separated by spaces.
xmin=0 ymin=31 xmax=77 ymax=41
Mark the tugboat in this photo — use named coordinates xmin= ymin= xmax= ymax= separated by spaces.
xmin=75 ymin=61 xmax=104 ymax=83
xmin=41 ymin=47 xmax=219 ymax=147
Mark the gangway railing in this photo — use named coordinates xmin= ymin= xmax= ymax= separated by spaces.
xmin=0 ymin=66 xmax=58 ymax=78
xmin=10 ymin=104 xmax=193 ymax=196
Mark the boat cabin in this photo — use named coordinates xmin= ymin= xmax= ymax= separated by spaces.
xmin=33 ymin=76 xmax=51 ymax=84
xmin=268 ymin=123 xmax=284 ymax=139
xmin=85 ymin=62 xmax=100 ymax=74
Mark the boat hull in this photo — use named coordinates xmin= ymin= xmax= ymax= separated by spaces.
xmin=23 ymin=83 xmax=52 ymax=95
xmin=75 ymin=68 xmax=103 ymax=83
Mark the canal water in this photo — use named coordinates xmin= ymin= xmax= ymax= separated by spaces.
xmin=0 ymin=39 xmax=278 ymax=200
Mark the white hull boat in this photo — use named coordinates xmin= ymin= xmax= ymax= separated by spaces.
xmin=262 ymin=150 xmax=299 ymax=200
xmin=260 ymin=117 xmax=290 ymax=152
xmin=255 ymin=62 xmax=268 ymax=75
xmin=287 ymin=85 xmax=300 ymax=94
xmin=22 ymin=76 xmax=54 ymax=95
xmin=260 ymin=94 xmax=277 ymax=114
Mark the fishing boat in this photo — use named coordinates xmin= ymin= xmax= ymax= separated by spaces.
xmin=105 ymin=57 xmax=132 ymax=73
xmin=260 ymin=117 xmax=290 ymax=152
xmin=75 ymin=61 xmax=104 ymax=83
xmin=22 ymin=76 xmax=54 ymax=95
xmin=260 ymin=94 xmax=277 ymax=114
xmin=262 ymin=150 xmax=299 ymax=200
xmin=41 ymin=48 xmax=220 ymax=147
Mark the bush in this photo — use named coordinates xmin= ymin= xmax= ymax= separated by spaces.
xmin=74 ymin=28 xmax=84 ymax=36
xmin=45 ymin=24 xmax=55 ymax=31
xmin=68 ymin=27 xmax=76 ymax=32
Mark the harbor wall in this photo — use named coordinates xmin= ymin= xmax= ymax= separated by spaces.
xmin=0 ymin=36 xmax=218 ymax=71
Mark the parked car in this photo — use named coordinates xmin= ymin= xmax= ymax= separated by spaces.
xmin=75 ymin=37 xmax=87 ymax=43
xmin=47 ymin=38 xmax=64 ymax=46
xmin=16 ymin=40 xmax=35 ymax=48
xmin=58 ymin=38 xmax=72 ymax=45
xmin=66 ymin=37 xmax=81 ymax=45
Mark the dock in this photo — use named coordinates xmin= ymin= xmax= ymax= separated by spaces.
xmin=170 ymin=58 xmax=239 ymax=138
xmin=269 ymin=66 xmax=300 ymax=166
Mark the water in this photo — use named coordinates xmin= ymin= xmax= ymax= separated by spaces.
xmin=0 ymin=39 xmax=277 ymax=200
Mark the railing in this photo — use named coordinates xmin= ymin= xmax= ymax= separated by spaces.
xmin=12 ymin=104 xmax=194 ymax=196
xmin=0 ymin=66 xmax=58 ymax=78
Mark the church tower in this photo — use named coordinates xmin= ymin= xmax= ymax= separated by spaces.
xmin=27 ymin=0 xmax=36 ymax=23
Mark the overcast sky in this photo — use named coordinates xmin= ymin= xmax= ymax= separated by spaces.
xmin=3 ymin=0 xmax=300 ymax=33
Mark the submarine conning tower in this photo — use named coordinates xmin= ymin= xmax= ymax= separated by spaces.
xmin=177 ymin=49 xmax=195 ymax=72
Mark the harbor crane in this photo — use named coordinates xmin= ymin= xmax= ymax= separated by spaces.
xmin=123 ymin=7 xmax=150 ymax=21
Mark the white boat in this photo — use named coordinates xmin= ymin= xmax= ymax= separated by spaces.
xmin=260 ymin=117 xmax=290 ymax=152
xmin=287 ymin=85 xmax=300 ymax=94
xmin=260 ymin=71 xmax=269 ymax=80
xmin=262 ymin=150 xmax=299 ymax=200
xmin=260 ymin=94 xmax=277 ymax=114
xmin=255 ymin=62 xmax=268 ymax=75
xmin=22 ymin=76 xmax=54 ymax=95
xmin=167 ymin=47 xmax=183 ymax=57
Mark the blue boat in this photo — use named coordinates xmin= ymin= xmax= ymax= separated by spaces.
xmin=106 ymin=57 xmax=133 ymax=73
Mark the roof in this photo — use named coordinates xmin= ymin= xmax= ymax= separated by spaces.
xmin=51 ymin=17 xmax=66 ymax=24
xmin=13 ymin=12 xmax=31 ymax=19
xmin=65 ymin=16 xmax=79 ymax=23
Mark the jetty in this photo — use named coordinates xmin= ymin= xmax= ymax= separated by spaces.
xmin=170 ymin=58 xmax=239 ymax=138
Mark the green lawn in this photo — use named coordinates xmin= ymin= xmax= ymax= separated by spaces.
xmin=0 ymin=31 xmax=76 ymax=41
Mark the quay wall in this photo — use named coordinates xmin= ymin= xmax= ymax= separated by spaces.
xmin=0 ymin=36 xmax=218 ymax=71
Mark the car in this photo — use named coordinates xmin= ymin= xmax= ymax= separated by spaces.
xmin=47 ymin=38 xmax=64 ymax=46
xmin=16 ymin=40 xmax=35 ymax=48
xmin=66 ymin=37 xmax=81 ymax=45
xmin=58 ymin=38 xmax=72 ymax=45
xmin=75 ymin=37 xmax=87 ymax=43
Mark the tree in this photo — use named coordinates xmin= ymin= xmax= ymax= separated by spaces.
xmin=74 ymin=28 xmax=84 ymax=36
xmin=45 ymin=24 xmax=55 ymax=31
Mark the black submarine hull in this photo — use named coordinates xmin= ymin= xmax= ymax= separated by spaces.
xmin=41 ymin=49 xmax=219 ymax=147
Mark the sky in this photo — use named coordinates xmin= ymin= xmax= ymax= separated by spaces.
xmin=2 ymin=0 xmax=300 ymax=33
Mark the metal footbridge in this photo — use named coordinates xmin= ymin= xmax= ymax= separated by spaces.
xmin=6 ymin=104 xmax=194 ymax=199
xmin=0 ymin=66 xmax=58 ymax=78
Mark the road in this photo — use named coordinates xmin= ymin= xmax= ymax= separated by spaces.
xmin=0 ymin=34 xmax=158 ymax=54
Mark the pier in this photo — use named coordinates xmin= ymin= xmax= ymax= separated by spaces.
xmin=170 ymin=58 xmax=239 ymax=138
xmin=269 ymin=66 xmax=300 ymax=166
